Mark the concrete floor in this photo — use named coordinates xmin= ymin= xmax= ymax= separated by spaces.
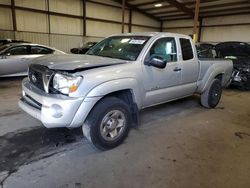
xmin=0 ymin=77 xmax=250 ymax=188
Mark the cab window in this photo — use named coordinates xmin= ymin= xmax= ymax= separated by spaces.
xmin=31 ymin=46 xmax=53 ymax=54
xmin=149 ymin=37 xmax=177 ymax=62
xmin=180 ymin=38 xmax=194 ymax=60
xmin=7 ymin=46 xmax=28 ymax=55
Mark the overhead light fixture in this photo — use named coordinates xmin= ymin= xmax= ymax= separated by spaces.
xmin=154 ymin=3 xmax=163 ymax=7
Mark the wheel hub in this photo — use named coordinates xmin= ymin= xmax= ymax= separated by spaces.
xmin=106 ymin=118 xmax=117 ymax=130
xmin=100 ymin=110 xmax=126 ymax=141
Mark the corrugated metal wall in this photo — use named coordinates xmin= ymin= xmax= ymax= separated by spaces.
xmin=16 ymin=10 xmax=49 ymax=33
xmin=0 ymin=0 xmax=161 ymax=53
xmin=201 ymin=15 xmax=250 ymax=42
xmin=163 ymin=14 xmax=250 ymax=43
xmin=0 ymin=7 xmax=13 ymax=30
xmin=15 ymin=32 xmax=49 ymax=45
xmin=0 ymin=30 xmax=14 ymax=39
xmin=50 ymin=34 xmax=83 ymax=53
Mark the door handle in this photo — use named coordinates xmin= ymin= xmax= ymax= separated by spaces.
xmin=173 ymin=67 xmax=181 ymax=72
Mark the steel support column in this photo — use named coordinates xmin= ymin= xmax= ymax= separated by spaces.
xmin=198 ymin=18 xmax=203 ymax=42
xmin=160 ymin=21 xmax=163 ymax=32
xmin=193 ymin=0 xmax=200 ymax=44
xmin=128 ymin=9 xmax=132 ymax=33
xmin=121 ymin=0 xmax=125 ymax=33
xmin=11 ymin=0 xmax=17 ymax=39
xmin=83 ymin=0 xmax=86 ymax=36
xmin=47 ymin=0 xmax=51 ymax=45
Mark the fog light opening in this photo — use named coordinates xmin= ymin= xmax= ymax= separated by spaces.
xmin=50 ymin=104 xmax=63 ymax=118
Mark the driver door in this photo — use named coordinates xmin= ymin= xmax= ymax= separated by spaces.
xmin=142 ymin=37 xmax=183 ymax=107
xmin=0 ymin=45 xmax=29 ymax=76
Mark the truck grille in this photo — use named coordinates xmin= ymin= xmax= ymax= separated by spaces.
xmin=29 ymin=65 xmax=45 ymax=91
xmin=28 ymin=64 xmax=55 ymax=92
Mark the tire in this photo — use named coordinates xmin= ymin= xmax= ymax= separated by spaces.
xmin=201 ymin=78 xmax=222 ymax=108
xmin=82 ymin=97 xmax=131 ymax=150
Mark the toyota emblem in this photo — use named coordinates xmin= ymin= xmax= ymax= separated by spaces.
xmin=31 ymin=74 xmax=37 ymax=83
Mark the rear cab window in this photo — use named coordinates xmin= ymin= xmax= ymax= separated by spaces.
xmin=179 ymin=38 xmax=194 ymax=61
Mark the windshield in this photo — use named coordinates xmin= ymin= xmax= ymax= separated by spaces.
xmin=0 ymin=44 xmax=12 ymax=53
xmin=86 ymin=36 xmax=150 ymax=61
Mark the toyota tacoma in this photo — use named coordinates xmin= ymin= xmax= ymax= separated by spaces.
xmin=19 ymin=32 xmax=233 ymax=150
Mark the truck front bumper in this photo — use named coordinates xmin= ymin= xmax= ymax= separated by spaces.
xmin=18 ymin=78 xmax=101 ymax=128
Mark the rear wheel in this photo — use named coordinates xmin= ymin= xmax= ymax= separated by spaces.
xmin=201 ymin=78 xmax=222 ymax=108
xmin=82 ymin=97 xmax=131 ymax=150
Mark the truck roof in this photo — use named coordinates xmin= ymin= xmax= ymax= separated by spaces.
xmin=111 ymin=32 xmax=191 ymax=39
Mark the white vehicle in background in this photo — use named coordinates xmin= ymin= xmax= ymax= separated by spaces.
xmin=0 ymin=43 xmax=65 ymax=77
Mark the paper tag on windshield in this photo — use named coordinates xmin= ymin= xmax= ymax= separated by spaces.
xmin=129 ymin=39 xmax=146 ymax=44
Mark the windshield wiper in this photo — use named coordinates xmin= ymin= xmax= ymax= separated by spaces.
xmin=98 ymin=54 xmax=114 ymax=58
xmin=89 ymin=54 xmax=131 ymax=61
xmin=97 ymin=54 xmax=125 ymax=60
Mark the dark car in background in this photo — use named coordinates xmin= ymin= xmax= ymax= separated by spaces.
xmin=70 ymin=42 xmax=97 ymax=54
xmin=215 ymin=42 xmax=250 ymax=90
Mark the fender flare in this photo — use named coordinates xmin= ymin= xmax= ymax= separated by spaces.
xmin=85 ymin=78 xmax=143 ymax=108
xmin=69 ymin=78 xmax=142 ymax=128
xmin=197 ymin=66 xmax=225 ymax=94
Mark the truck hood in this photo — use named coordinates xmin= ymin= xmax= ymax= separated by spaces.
xmin=215 ymin=42 xmax=250 ymax=59
xmin=32 ymin=54 xmax=127 ymax=71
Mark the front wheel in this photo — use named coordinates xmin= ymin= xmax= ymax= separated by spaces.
xmin=201 ymin=78 xmax=222 ymax=108
xmin=82 ymin=97 xmax=131 ymax=150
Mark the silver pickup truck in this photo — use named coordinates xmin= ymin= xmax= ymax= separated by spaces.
xmin=19 ymin=32 xmax=233 ymax=150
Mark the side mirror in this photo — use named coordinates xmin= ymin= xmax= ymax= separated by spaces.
xmin=147 ymin=56 xmax=167 ymax=69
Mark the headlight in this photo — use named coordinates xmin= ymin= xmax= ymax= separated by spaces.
xmin=53 ymin=73 xmax=83 ymax=95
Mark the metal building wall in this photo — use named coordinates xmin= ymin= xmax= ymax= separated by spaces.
xmin=0 ymin=0 xmax=161 ymax=53
xmin=87 ymin=2 xmax=129 ymax=23
xmin=86 ymin=1 xmax=129 ymax=38
xmin=15 ymin=0 xmax=46 ymax=9
xmin=49 ymin=0 xmax=83 ymax=15
xmin=15 ymin=32 xmax=49 ymax=45
xmin=0 ymin=7 xmax=13 ymax=30
xmin=133 ymin=12 xmax=159 ymax=27
xmin=0 ymin=30 xmax=14 ymax=39
xmin=16 ymin=10 xmax=48 ymax=32
xmin=162 ymin=19 xmax=194 ymax=35
xmin=201 ymin=15 xmax=250 ymax=42
xmin=50 ymin=34 xmax=83 ymax=53
xmin=162 ymin=14 xmax=250 ymax=43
